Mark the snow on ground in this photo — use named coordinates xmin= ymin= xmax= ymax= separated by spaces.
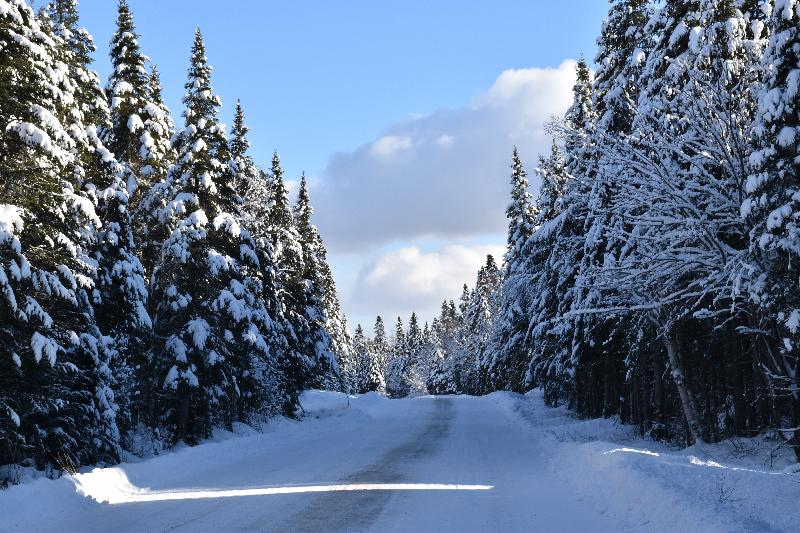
xmin=505 ymin=390 xmax=800 ymax=533
xmin=1 ymin=390 xmax=798 ymax=532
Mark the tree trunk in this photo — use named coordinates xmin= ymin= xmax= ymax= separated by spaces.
xmin=178 ymin=393 xmax=189 ymax=443
xmin=653 ymin=345 xmax=664 ymax=427
xmin=663 ymin=330 xmax=705 ymax=444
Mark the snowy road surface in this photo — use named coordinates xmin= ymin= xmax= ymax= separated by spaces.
xmin=3 ymin=392 xmax=798 ymax=532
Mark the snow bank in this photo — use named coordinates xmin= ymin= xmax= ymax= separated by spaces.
xmin=299 ymin=390 xmax=390 ymax=419
xmin=504 ymin=390 xmax=800 ymax=533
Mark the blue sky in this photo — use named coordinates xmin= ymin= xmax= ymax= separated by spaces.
xmin=75 ymin=0 xmax=610 ymax=329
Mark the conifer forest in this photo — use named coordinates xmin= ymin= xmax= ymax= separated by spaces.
xmin=1 ymin=1 xmax=800 ymax=531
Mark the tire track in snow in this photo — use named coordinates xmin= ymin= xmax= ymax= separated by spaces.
xmin=271 ymin=398 xmax=453 ymax=532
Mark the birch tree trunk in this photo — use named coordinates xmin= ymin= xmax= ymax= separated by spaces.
xmin=663 ymin=330 xmax=705 ymax=444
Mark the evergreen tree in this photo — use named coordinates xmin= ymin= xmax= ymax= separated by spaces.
xmin=467 ymin=255 xmax=502 ymax=394
xmin=135 ymin=64 xmax=177 ymax=276
xmin=385 ymin=317 xmax=409 ymax=397
xmin=744 ymin=0 xmax=800 ymax=456
xmin=104 ymin=0 xmax=176 ymax=280
xmin=1 ymin=0 xmax=119 ymax=470
xmin=352 ymin=325 xmax=384 ymax=393
xmin=293 ymin=174 xmax=341 ymax=390
xmin=149 ymin=30 xmax=263 ymax=443
xmin=425 ymin=323 xmax=449 ymax=395
xmin=593 ymin=0 xmax=652 ymax=134
xmin=487 ymin=149 xmax=536 ymax=392
xmin=228 ymin=101 xmax=289 ymax=418
xmin=47 ymin=0 xmax=153 ymax=441
xmin=372 ymin=316 xmax=390 ymax=393
xmin=267 ymin=151 xmax=317 ymax=406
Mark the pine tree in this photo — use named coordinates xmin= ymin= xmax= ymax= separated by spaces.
xmin=352 ymin=325 xmax=384 ymax=393
xmin=1 ymin=0 xmax=120 ymax=470
xmin=467 ymin=255 xmax=502 ymax=394
xmin=594 ymin=0 xmax=652 ymax=134
xmin=47 ymin=0 xmax=153 ymax=441
xmin=385 ymin=317 xmax=409 ymax=397
xmin=228 ymin=101 xmax=289 ymax=418
xmin=135 ymin=64 xmax=177 ymax=276
xmin=744 ymin=0 xmax=800 ymax=457
xmin=149 ymin=30 xmax=263 ymax=443
xmin=372 ymin=316 xmax=390 ymax=393
xmin=105 ymin=0 xmax=176 ymax=281
xmin=293 ymin=174 xmax=342 ymax=390
xmin=487 ymin=149 xmax=536 ymax=392
xmin=425 ymin=323 xmax=449 ymax=395
xmin=266 ymin=151 xmax=317 ymax=407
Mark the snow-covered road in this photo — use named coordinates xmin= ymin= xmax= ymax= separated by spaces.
xmin=3 ymin=392 xmax=798 ymax=532
xmin=4 ymin=394 xmax=615 ymax=532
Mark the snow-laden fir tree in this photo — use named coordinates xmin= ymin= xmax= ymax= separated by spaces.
xmin=149 ymin=30 xmax=265 ymax=443
xmin=267 ymin=152 xmax=319 ymax=404
xmin=385 ymin=317 xmax=409 ymax=397
xmin=47 ymin=0 xmax=153 ymax=439
xmin=564 ymin=0 xmax=653 ymax=420
xmin=425 ymin=322 xmax=450 ymax=395
xmin=0 ymin=0 xmax=120 ymax=470
xmin=486 ymin=148 xmax=536 ymax=392
xmin=744 ymin=0 xmax=800 ymax=456
xmin=593 ymin=0 xmax=652 ymax=134
xmin=228 ymin=101 xmax=290 ymax=418
xmin=351 ymin=325 xmax=384 ymax=393
xmin=404 ymin=312 xmax=427 ymax=395
xmin=293 ymin=175 xmax=342 ymax=390
xmin=104 ymin=0 xmax=176 ymax=277
xmin=523 ymin=143 xmax=571 ymax=405
xmin=371 ymin=315 xmax=389 ymax=392
xmin=465 ymin=255 xmax=501 ymax=394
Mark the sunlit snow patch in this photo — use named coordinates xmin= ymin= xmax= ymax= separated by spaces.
xmin=603 ymin=447 xmax=661 ymax=457
xmin=72 ymin=468 xmax=493 ymax=505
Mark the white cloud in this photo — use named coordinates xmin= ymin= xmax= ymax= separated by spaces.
xmin=313 ymin=60 xmax=577 ymax=252
xmin=346 ymin=243 xmax=505 ymax=326
xmin=371 ymin=135 xmax=413 ymax=157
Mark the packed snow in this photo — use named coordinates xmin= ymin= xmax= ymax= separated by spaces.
xmin=2 ymin=390 xmax=797 ymax=532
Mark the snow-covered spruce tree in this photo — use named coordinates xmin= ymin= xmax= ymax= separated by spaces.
xmin=565 ymin=1 xmax=653 ymax=422
xmin=47 ymin=0 xmax=110 ymax=131
xmin=352 ymin=324 xmax=384 ymax=393
xmin=438 ymin=299 xmax=464 ymax=393
xmin=136 ymin=64 xmax=177 ymax=276
xmin=267 ymin=152 xmax=318 ymax=405
xmin=228 ymin=101 xmax=290 ymax=418
xmin=385 ymin=317 xmax=409 ymax=397
xmin=744 ymin=0 xmax=800 ymax=457
xmin=593 ymin=0 xmax=652 ymax=133
xmin=523 ymin=143 xmax=571 ymax=406
xmin=486 ymin=148 xmax=536 ymax=392
xmin=104 ymin=0 xmax=175 ymax=277
xmin=371 ymin=315 xmax=389 ymax=393
xmin=47 ymin=0 xmax=152 ymax=440
xmin=404 ymin=312 xmax=427 ymax=395
xmin=296 ymin=177 xmax=353 ymax=392
xmin=546 ymin=57 xmax=600 ymax=414
xmin=465 ymin=255 xmax=501 ymax=395
xmin=104 ymin=0 xmax=174 ymax=201
xmin=0 ymin=0 xmax=120 ymax=471
xmin=293 ymin=175 xmax=344 ymax=391
xmin=149 ymin=30 xmax=263 ymax=444
xmin=425 ymin=322 xmax=450 ymax=395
